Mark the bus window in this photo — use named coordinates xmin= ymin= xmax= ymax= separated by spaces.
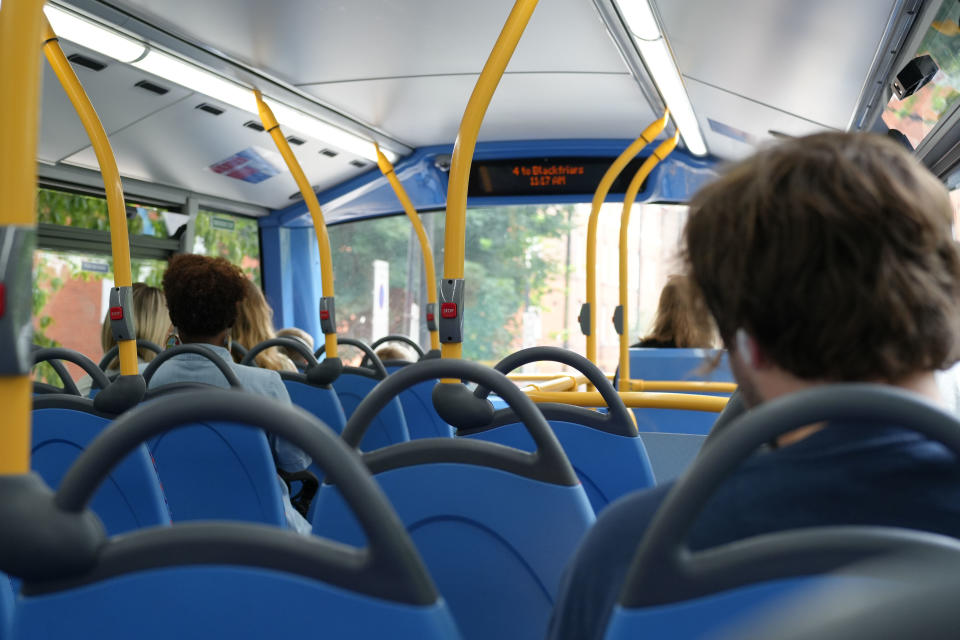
xmin=192 ymin=209 xmax=262 ymax=285
xmin=328 ymin=202 xmax=687 ymax=372
xmin=34 ymin=188 xmax=176 ymax=384
xmin=882 ymin=0 xmax=960 ymax=148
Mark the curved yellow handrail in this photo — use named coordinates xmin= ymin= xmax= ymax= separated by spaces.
xmin=0 ymin=0 xmax=45 ymax=473
xmin=375 ymin=145 xmax=440 ymax=351
xmin=526 ymin=391 xmax=728 ymax=412
xmin=518 ymin=373 xmax=587 ymax=393
xmin=617 ymin=132 xmax=680 ymax=391
xmin=441 ymin=0 xmax=539 ymax=361
xmin=618 ymin=379 xmax=736 ymax=394
xmin=584 ymin=112 xmax=668 ymax=365
xmin=255 ymin=92 xmax=338 ymax=358
xmin=42 ymin=17 xmax=139 ymax=377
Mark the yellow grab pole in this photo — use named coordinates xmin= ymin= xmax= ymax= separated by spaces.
xmin=0 ymin=0 xmax=45 ymax=473
xmin=255 ymin=92 xmax=338 ymax=358
xmin=375 ymin=145 xmax=440 ymax=351
xmin=583 ymin=112 xmax=668 ymax=365
xmin=42 ymin=17 xmax=139 ymax=376
xmin=441 ymin=0 xmax=539 ymax=361
xmin=526 ymin=391 xmax=728 ymax=413
xmin=617 ymin=133 xmax=680 ymax=391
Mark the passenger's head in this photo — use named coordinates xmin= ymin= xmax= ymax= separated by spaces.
xmin=684 ymin=132 xmax=960 ymax=405
xmin=100 ymin=282 xmax=169 ymax=370
xmin=276 ymin=327 xmax=314 ymax=367
xmin=375 ymin=343 xmax=417 ymax=363
xmin=641 ymin=274 xmax=716 ymax=348
xmin=232 ymin=277 xmax=293 ymax=371
xmin=162 ymin=254 xmax=246 ymax=344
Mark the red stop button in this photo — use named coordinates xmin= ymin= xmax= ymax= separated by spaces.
xmin=319 ymin=310 xmax=330 ymax=320
xmin=109 ymin=306 xmax=124 ymax=321
xmin=440 ymin=303 xmax=458 ymax=319
xmin=426 ymin=313 xmax=435 ymax=322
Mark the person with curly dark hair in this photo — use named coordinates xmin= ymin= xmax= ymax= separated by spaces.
xmin=149 ymin=253 xmax=312 ymax=534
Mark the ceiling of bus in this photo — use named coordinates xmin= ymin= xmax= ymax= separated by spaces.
xmin=41 ymin=0 xmax=911 ymax=211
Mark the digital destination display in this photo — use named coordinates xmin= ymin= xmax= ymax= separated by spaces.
xmin=468 ymin=156 xmax=653 ymax=197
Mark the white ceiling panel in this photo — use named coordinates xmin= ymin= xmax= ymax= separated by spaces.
xmin=100 ymin=0 xmax=627 ymax=84
xmin=685 ymin=77 xmax=832 ymax=161
xmin=301 ymin=72 xmax=659 ymax=148
xmin=38 ymin=42 xmax=192 ymax=164
xmin=62 ymin=98 xmax=371 ymax=209
xmin=655 ymin=0 xmax=898 ymax=129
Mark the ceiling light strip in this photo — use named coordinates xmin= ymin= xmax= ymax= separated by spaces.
xmin=42 ymin=4 xmax=392 ymax=163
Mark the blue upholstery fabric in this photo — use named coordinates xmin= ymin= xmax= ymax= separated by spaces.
xmin=32 ymin=408 xmax=170 ymax=534
xmin=465 ymin=422 xmax=655 ymax=513
xmin=13 ymin=566 xmax=461 ymax=639
xmin=148 ymin=422 xmax=285 ymax=527
xmin=313 ymin=463 xmax=594 ymax=640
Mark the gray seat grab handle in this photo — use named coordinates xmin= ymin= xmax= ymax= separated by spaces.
xmin=316 ymin=337 xmax=388 ymax=379
xmin=341 ymin=358 xmax=575 ymax=483
xmin=33 ymin=347 xmax=110 ymax=395
xmin=370 ymin=334 xmax=425 ymax=358
xmin=620 ymin=384 xmax=960 ymax=608
xmin=243 ymin=337 xmax=319 ymax=368
xmin=476 ymin=345 xmax=635 ymax=434
xmin=141 ymin=343 xmax=243 ymax=389
xmin=97 ymin=339 xmax=162 ymax=372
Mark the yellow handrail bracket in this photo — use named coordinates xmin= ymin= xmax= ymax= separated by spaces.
xmin=375 ymin=145 xmax=441 ymax=351
xmin=0 ymin=0 xmax=46 ymax=473
xmin=526 ymin=391 xmax=728 ymax=413
xmin=440 ymin=0 xmax=539 ymax=363
xmin=255 ymin=92 xmax=339 ymax=359
xmin=616 ymin=132 xmax=680 ymax=391
xmin=42 ymin=17 xmax=141 ymax=377
xmin=583 ymin=111 xmax=668 ymax=365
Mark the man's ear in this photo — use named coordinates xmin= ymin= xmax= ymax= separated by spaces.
xmin=735 ymin=328 xmax=768 ymax=370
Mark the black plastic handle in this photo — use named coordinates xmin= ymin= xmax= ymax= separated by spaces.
xmin=33 ymin=348 xmax=109 ymax=396
xmin=52 ymin=390 xmax=437 ymax=606
xmin=242 ymin=337 xmax=319 ymax=368
xmin=32 ymin=344 xmax=76 ymax=395
xmin=476 ymin=346 xmax=636 ymax=436
xmin=316 ymin=337 xmax=388 ymax=379
xmin=620 ymin=384 xmax=960 ymax=607
xmin=341 ymin=358 xmax=579 ymax=486
xmin=141 ymin=344 xmax=243 ymax=389
xmin=97 ymin=339 xmax=163 ymax=372
xmin=370 ymin=335 xmax=425 ymax=358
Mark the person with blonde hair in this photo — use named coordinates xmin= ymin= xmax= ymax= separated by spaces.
xmin=276 ymin=327 xmax=314 ymax=369
xmin=232 ymin=277 xmax=295 ymax=372
xmin=633 ymin=274 xmax=716 ymax=348
xmin=77 ymin=282 xmax=169 ymax=395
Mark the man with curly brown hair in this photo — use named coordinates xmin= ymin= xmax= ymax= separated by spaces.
xmin=549 ymin=132 xmax=960 ymax=640
xmin=150 ymin=253 xmax=312 ymax=534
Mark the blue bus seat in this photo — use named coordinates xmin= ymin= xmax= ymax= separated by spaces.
xmin=334 ymin=369 xmax=410 ymax=451
xmin=147 ymin=421 xmax=285 ymax=527
xmin=386 ymin=365 xmax=454 ymax=439
xmin=280 ymin=376 xmax=347 ymax=435
xmin=14 ymin=564 xmax=460 ymax=640
xmin=313 ymin=359 xmax=595 ymax=640
xmin=604 ymin=386 xmax=960 ymax=639
xmin=11 ymin=391 xmax=461 ymax=640
xmin=463 ymin=411 xmax=654 ymax=512
xmin=638 ymin=432 xmax=706 ymax=484
xmin=31 ymin=398 xmax=170 ymax=534
xmin=628 ymin=348 xmax=733 ymax=434
xmin=462 ymin=346 xmax=654 ymax=513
